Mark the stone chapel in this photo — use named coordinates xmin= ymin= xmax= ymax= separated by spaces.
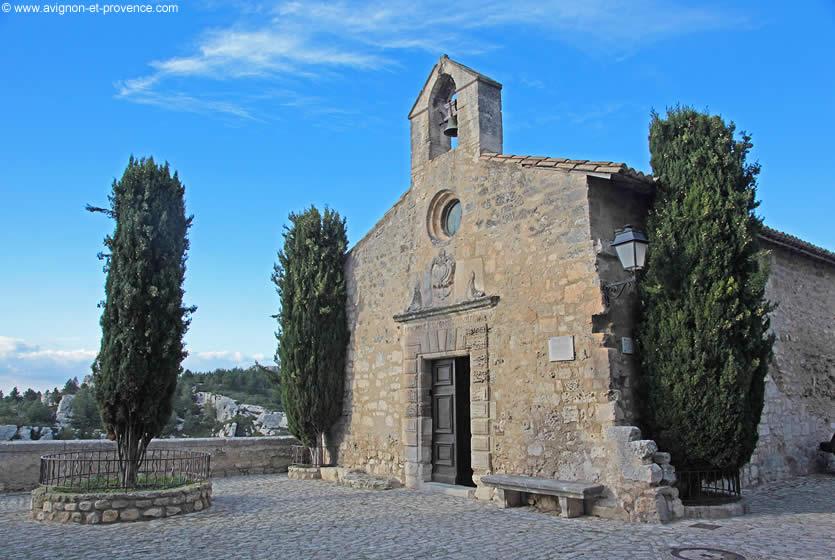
xmin=330 ymin=56 xmax=835 ymax=522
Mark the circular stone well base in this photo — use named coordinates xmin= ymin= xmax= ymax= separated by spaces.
xmin=682 ymin=498 xmax=748 ymax=520
xmin=30 ymin=481 xmax=212 ymax=524
xmin=288 ymin=465 xmax=321 ymax=480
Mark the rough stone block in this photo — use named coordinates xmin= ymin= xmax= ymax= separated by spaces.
xmin=77 ymin=501 xmax=92 ymax=512
xmin=319 ymin=467 xmax=339 ymax=482
xmin=652 ymin=452 xmax=671 ymax=465
xmin=101 ymin=510 xmax=119 ymax=523
xmin=120 ymin=508 xmax=140 ymax=521
xmin=165 ymin=506 xmax=182 ymax=516
xmin=94 ymin=500 xmax=111 ymax=510
xmin=143 ymin=507 xmax=165 ymax=518
xmin=629 ymin=440 xmax=658 ymax=461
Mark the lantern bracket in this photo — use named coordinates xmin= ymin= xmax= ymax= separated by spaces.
xmin=601 ymin=274 xmax=637 ymax=307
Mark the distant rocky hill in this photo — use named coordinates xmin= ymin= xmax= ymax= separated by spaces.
xmin=195 ymin=392 xmax=288 ymax=437
xmin=1 ymin=391 xmax=288 ymax=441
xmin=1 ymin=366 xmax=288 ymax=441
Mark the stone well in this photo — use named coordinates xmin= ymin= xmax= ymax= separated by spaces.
xmin=30 ymin=481 xmax=212 ymax=524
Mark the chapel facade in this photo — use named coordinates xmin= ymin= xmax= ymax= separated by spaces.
xmin=330 ymin=57 xmax=835 ymax=522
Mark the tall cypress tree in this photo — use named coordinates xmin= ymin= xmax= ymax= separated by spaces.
xmin=273 ymin=207 xmax=348 ymax=461
xmin=89 ymin=156 xmax=194 ymax=487
xmin=637 ymin=108 xmax=773 ymax=473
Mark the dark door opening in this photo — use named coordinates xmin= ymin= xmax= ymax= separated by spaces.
xmin=431 ymin=356 xmax=473 ymax=486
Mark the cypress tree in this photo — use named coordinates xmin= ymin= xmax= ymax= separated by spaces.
xmin=273 ymin=207 xmax=348 ymax=462
xmin=637 ymin=108 xmax=774 ymax=473
xmin=89 ymin=156 xmax=194 ymax=487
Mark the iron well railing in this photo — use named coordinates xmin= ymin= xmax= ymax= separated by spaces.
xmin=39 ymin=449 xmax=211 ymax=492
xmin=290 ymin=445 xmax=312 ymax=466
xmin=676 ymin=468 xmax=741 ymax=505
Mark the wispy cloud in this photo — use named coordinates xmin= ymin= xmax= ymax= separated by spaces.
xmin=117 ymin=1 xmax=750 ymax=119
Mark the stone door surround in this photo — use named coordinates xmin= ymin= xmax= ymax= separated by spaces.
xmin=398 ymin=314 xmax=493 ymax=489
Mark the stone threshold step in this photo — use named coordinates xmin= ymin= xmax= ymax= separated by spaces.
xmin=420 ymin=482 xmax=476 ymax=499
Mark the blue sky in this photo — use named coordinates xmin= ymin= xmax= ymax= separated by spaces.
xmin=1 ymin=1 xmax=833 ymax=393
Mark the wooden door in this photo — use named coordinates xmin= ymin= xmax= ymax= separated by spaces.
xmin=431 ymin=359 xmax=457 ymax=484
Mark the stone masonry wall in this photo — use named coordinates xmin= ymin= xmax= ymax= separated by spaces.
xmin=334 ymin=142 xmax=630 ymax=501
xmin=742 ymin=243 xmax=835 ymax=486
xmin=0 ymin=436 xmax=296 ymax=492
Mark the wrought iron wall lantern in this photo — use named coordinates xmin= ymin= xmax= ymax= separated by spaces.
xmin=602 ymin=225 xmax=649 ymax=306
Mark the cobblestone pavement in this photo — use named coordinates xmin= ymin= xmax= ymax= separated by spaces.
xmin=1 ymin=474 xmax=832 ymax=560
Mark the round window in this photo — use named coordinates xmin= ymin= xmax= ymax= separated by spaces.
xmin=442 ymin=200 xmax=462 ymax=236
xmin=426 ymin=190 xmax=462 ymax=242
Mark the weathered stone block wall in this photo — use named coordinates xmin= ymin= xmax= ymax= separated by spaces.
xmin=333 ymin=189 xmax=417 ymax=479
xmin=0 ymin=436 xmax=296 ymax=492
xmin=742 ymin=243 xmax=835 ymax=486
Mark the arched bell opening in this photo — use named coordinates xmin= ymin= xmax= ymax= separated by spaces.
xmin=429 ymin=73 xmax=457 ymax=160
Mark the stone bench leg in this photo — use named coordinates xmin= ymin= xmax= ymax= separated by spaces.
xmin=496 ymin=489 xmax=524 ymax=509
xmin=558 ymin=496 xmax=585 ymax=518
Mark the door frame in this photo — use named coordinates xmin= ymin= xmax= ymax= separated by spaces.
xmin=399 ymin=318 xmax=493 ymax=490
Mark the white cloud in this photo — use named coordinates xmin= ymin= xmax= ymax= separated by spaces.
xmin=0 ymin=336 xmax=271 ymax=392
xmin=117 ymin=0 xmax=749 ymax=119
xmin=0 ymin=336 xmax=96 ymax=393
xmin=184 ymin=350 xmax=269 ymax=371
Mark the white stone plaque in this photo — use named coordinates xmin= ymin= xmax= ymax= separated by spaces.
xmin=548 ymin=336 xmax=575 ymax=362
xmin=621 ymin=337 xmax=635 ymax=355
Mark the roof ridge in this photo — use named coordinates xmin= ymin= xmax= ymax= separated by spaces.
xmin=479 ymin=152 xmax=650 ymax=181
xmin=759 ymin=226 xmax=835 ymax=265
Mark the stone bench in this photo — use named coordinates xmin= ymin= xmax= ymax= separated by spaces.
xmin=481 ymin=474 xmax=604 ymax=518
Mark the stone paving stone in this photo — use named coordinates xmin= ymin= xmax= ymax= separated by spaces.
xmin=0 ymin=474 xmax=831 ymax=559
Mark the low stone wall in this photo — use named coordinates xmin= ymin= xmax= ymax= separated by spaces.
xmin=31 ymin=481 xmax=212 ymax=524
xmin=0 ymin=436 xmax=297 ymax=492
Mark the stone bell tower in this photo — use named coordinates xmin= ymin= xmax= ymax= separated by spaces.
xmin=408 ymin=55 xmax=503 ymax=171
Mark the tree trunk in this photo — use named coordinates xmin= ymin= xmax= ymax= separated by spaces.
xmin=118 ymin=425 xmax=149 ymax=489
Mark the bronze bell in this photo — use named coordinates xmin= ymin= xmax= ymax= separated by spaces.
xmin=443 ymin=113 xmax=458 ymax=137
